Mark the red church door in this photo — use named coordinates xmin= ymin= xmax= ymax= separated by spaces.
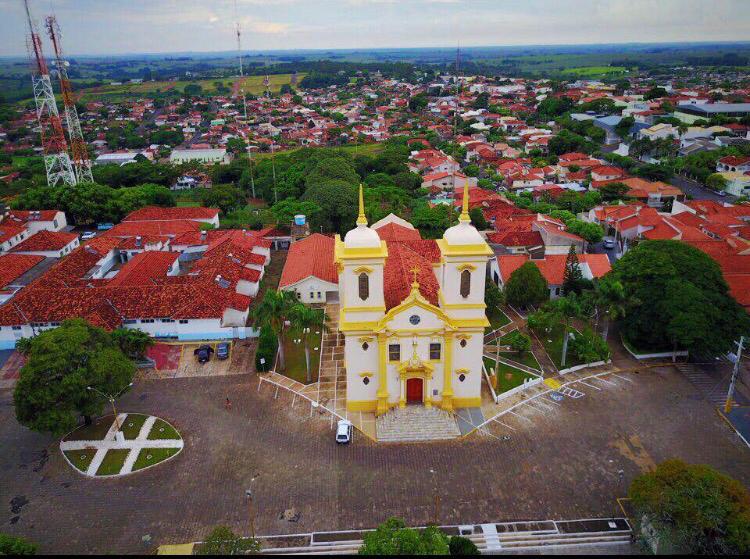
xmin=406 ymin=378 xmax=423 ymax=404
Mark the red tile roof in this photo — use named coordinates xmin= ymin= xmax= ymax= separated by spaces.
xmin=10 ymin=230 xmax=77 ymax=252
xmin=383 ymin=240 xmax=441 ymax=310
xmin=279 ymin=234 xmax=337 ymax=288
xmin=497 ymin=253 xmax=611 ymax=286
xmin=109 ymin=251 xmax=179 ymax=287
xmin=373 ymin=223 xmax=422 ymax=242
xmin=0 ymin=254 xmax=44 ymax=288
xmin=123 ymin=206 xmax=220 ymax=222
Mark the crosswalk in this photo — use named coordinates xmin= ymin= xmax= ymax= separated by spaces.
xmin=674 ymin=363 xmax=737 ymax=408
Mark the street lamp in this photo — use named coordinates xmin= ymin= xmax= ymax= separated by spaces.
xmin=87 ymin=382 xmax=133 ymax=433
xmin=245 ymin=487 xmax=256 ymax=539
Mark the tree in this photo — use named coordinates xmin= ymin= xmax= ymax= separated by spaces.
xmin=289 ymin=304 xmax=329 ymax=383
xmin=643 ymin=86 xmax=669 ymax=101
xmin=629 ymin=460 xmax=750 ymax=555
xmin=469 ymin=207 xmax=488 ymax=230
xmin=599 ymin=181 xmax=629 ymax=201
xmin=562 ymin=246 xmax=585 ymax=295
xmin=301 ymin=179 xmax=358 ymax=233
xmin=359 ymin=517 xmax=449 ymax=555
xmin=505 ymin=262 xmax=548 ymax=309
xmin=254 ymin=290 xmax=299 ymax=371
xmin=530 ymin=295 xmax=584 ymax=367
xmin=706 ymin=173 xmax=728 ymax=192
xmin=507 ymin=330 xmax=532 ymax=357
xmin=612 ymin=240 xmax=750 ymax=356
xmin=13 ymin=319 xmax=136 ymax=436
xmin=588 ymin=275 xmax=627 ymax=341
xmin=197 ymin=526 xmax=260 ymax=555
xmin=485 ymin=281 xmax=504 ymax=315
xmin=269 ymin=199 xmax=321 ymax=228
xmin=201 ymin=184 xmax=246 ymax=215
xmin=111 ymin=328 xmax=153 ymax=360
xmin=0 ymin=533 xmax=37 ymax=555
xmin=449 ymin=536 xmax=480 ymax=556
xmin=568 ymin=327 xmax=610 ymax=363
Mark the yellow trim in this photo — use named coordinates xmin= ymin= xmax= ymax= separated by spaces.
xmin=436 ymin=238 xmax=494 ymax=257
xmin=453 ymin=396 xmax=482 ymax=408
xmin=358 ymin=336 xmax=374 ymax=343
xmin=347 ymin=399 xmax=377 ymax=412
xmin=373 ymin=287 xmax=457 ymax=333
xmin=334 ymin=235 xmax=389 ymax=261
xmin=359 ymin=372 xmax=374 ymax=378
xmin=457 ymin=263 xmax=477 ymax=272
xmin=353 ymin=266 xmax=373 ymax=274
xmin=456 ymin=334 xmax=472 ymax=341
xmin=455 ymin=367 xmax=470 ymax=375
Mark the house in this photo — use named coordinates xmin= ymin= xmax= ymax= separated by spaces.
xmin=169 ymin=148 xmax=231 ymax=165
xmin=279 ymin=234 xmax=338 ymax=303
xmin=590 ymin=165 xmax=626 ymax=182
xmin=0 ymin=253 xmax=45 ymax=304
xmin=716 ymin=156 xmax=750 ymax=173
xmin=592 ymin=177 xmax=684 ymax=208
xmin=6 ymin=210 xmax=67 ymax=233
xmin=638 ymin=123 xmax=679 ymax=141
xmin=122 ymin=206 xmax=221 ymax=228
xmin=10 ymin=230 xmax=80 ymax=258
xmin=421 ymin=172 xmax=477 ymax=191
xmin=493 ymin=253 xmax=611 ymax=298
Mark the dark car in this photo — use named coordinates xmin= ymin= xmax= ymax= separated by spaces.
xmin=194 ymin=344 xmax=214 ymax=363
xmin=216 ymin=342 xmax=230 ymax=360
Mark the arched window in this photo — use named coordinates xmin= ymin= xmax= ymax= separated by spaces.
xmin=460 ymin=269 xmax=471 ymax=298
xmin=358 ymin=272 xmax=369 ymax=301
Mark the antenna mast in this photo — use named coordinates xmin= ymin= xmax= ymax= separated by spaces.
xmin=45 ymin=15 xmax=93 ymax=184
xmin=23 ymin=0 xmax=76 ymax=187
xmin=234 ymin=0 xmax=247 ymax=121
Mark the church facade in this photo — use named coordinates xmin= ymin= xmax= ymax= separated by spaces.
xmin=335 ymin=184 xmax=493 ymax=415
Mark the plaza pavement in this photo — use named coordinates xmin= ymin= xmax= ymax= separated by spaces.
xmin=1 ymin=363 xmax=749 ymax=554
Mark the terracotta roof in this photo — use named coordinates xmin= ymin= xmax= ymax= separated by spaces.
xmin=122 ymin=206 xmax=220 ymax=222
xmin=6 ymin=210 xmax=61 ymax=223
xmin=0 ymin=223 xmax=25 ymax=244
xmin=279 ymin=234 xmax=337 ymax=288
xmin=487 ymin=230 xmax=544 ymax=247
xmin=0 ymin=254 xmax=44 ymax=288
xmin=374 ymin=223 xmax=422 ymax=242
xmin=383 ymin=240 xmax=441 ymax=311
xmin=497 ymin=253 xmax=611 ymax=286
xmin=10 ymin=230 xmax=77 ymax=252
xmin=109 ymin=251 xmax=179 ymax=287
xmin=103 ymin=220 xmax=201 ymax=238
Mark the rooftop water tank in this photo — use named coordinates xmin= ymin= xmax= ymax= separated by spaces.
xmin=294 ymin=214 xmax=306 ymax=226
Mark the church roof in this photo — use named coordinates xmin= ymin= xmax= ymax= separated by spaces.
xmin=383 ymin=240 xmax=441 ymax=311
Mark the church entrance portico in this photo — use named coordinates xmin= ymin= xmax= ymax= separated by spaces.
xmin=406 ymin=377 xmax=423 ymax=404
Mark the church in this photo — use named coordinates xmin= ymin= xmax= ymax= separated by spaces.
xmin=335 ymin=183 xmax=493 ymax=415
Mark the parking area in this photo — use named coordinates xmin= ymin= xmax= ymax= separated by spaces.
xmin=0 ymin=350 xmax=25 ymax=388
xmin=139 ymin=340 xmax=258 ymax=379
xmin=2 ymin=361 xmax=749 ymax=554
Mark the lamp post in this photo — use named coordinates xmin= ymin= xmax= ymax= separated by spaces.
xmin=86 ymin=383 xmax=133 ymax=433
xmin=245 ymin=488 xmax=256 ymax=539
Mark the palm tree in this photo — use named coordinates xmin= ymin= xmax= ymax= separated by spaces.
xmin=592 ymin=276 xmax=628 ymax=342
xmin=289 ymin=304 xmax=330 ymax=383
xmin=255 ymin=290 xmax=299 ymax=371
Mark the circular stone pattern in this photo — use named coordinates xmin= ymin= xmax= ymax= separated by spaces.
xmin=60 ymin=413 xmax=183 ymax=478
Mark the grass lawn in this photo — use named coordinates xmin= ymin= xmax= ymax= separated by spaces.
xmin=95 ymin=449 xmax=130 ymax=476
xmin=63 ymin=416 xmax=115 ymax=441
xmin=121 ymin=414 xmax=148 ymax=440
xmin=132 ymin=447 xmax=180 ymax=472
xmin=147 ymin=419 xmax=181 ymax=440
xmin=498 ymin=350 xmax=541 ymax=371
xmin=487 ymin=307 xmax=511 ymax=331
xmin=280 ymin=327 xmax=323 ymax=384
xmin=483 ymin=357 xmax=538 ymax=394
xmin=540 ymin=325 xmax=584 ymax=369
xmin=560 ymin=66 xmax=628 ymax=77
xmin=63 ymin=449 xmax=98 ymax=473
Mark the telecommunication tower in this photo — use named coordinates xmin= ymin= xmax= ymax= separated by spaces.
xmin=23 ymin=0 xmax=76 ymax=187
xmin=233 ymin=0 xmax=248 ymax=120
xmin=45 ymin=15 xmax=93 ymax=184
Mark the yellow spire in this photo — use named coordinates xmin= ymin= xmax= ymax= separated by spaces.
xmin=356 ymin=183 xmax=368 ymax=226
xmin=459 ymin=178 xmax=471 ymax=223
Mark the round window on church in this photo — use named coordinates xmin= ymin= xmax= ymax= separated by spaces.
xmin=460 ymin=339 xmax=467 ymax=348
xmin=458 ymin=373 xmax=466 ymax=382
xmin=409 ymin=314 xmax=421 ymax=325
xmin=363 ymin=376 xmax=370 ymax=385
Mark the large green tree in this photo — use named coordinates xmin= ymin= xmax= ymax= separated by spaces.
xmin=612 ymin=240 xmax=750 ymax=356
xmin=13 ymin=319 xmax=136 ymax=436
xmin=254 ymin=290 xmax=300 ymax=371
xmin=505 ymin=262 xmax=548 ymax=309
xmin=630 ymin=459 xmax=750 ymax=555
xmin=301 ymin=179 xmax=358 ymax=233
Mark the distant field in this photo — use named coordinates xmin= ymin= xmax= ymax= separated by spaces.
xmin=560 ymin=66 xmax=628 ymax=77
xmin=76 ymin=73 xmax=304 ymax=102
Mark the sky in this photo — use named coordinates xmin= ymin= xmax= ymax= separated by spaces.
xmin=1 ymin=0 xmax=750 ymax=57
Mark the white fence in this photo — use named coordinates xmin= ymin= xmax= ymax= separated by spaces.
xmin=558 ymin=359 xmax=612 ymax=375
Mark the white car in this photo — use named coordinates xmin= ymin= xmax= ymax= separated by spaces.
xmin=336 ymin=419 xmax=353 ymax=444
xmin=80 ymin=231 xmax=97 ymax=240
xmin=602 ymin=237 xmax=616 ymax=249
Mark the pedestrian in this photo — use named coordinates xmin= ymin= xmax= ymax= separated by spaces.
xmin=225 ymin=397 xmax=232 ymax=410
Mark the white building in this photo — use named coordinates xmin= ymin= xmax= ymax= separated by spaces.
xmin=169 ymin=149 xmax=230 ymax=165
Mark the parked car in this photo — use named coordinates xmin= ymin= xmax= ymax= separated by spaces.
xmin=602 ymin=237 xmax=616 ymax=249
xmin=336 ymin=419 xmax=353 ymax=444
xmin=80 ymin=231 xmax=97 ymax=240
xmin=194 ymin=344 xmax=214 ymax=363
xmin=216 ymin=342 xmax=230 ymax=360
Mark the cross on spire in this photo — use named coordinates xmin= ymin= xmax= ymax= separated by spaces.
xmin=410 ymin=266 xmax=420 ymax=288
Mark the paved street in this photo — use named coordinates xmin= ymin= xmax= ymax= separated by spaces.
xmin=2 ymin=362 xmax=749 ymax=554
xmin=670 ymin=174 xmax=737 ymax=203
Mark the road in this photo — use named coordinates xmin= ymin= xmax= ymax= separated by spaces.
xmin=670 ymin=174 xmax=737 ymax=203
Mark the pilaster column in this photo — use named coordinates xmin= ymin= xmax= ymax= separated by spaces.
xmin=376 ymin=332 xmax=389 ymax=415
xmin=441 ymin=333 xmax=454 ymax=411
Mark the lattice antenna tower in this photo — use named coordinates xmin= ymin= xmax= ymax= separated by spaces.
xmin=23 ymin=0 xmax=76 ymax=187
xmin=45 ymin=15 xmax=93 ymax=184
xmin=234 ymin=0 xmax=248 ymax=120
